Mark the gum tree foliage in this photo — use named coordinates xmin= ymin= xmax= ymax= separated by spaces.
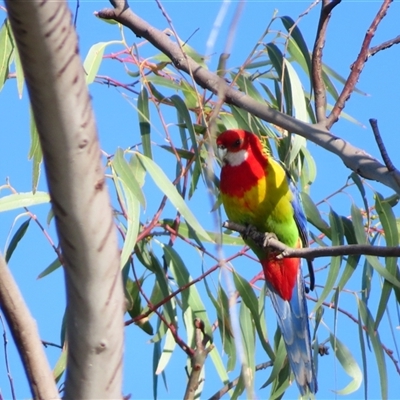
xmin=1 ymin=0 xmax=400 ymax=399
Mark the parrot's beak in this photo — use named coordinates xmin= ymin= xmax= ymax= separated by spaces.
xmin=217 ymin=146 xmax=227 ymax=163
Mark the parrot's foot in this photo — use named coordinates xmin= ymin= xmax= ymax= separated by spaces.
xmin=242 ymin=224 xmax=259 ymax=240
xmin=263 ymin=233 xmax=292 ymax=259
xmin=262 ymin=232 xmax=278 ymax=248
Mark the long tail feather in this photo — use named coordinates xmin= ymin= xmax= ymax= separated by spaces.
xmin=266 ymin=269 xmax=317 ymax=396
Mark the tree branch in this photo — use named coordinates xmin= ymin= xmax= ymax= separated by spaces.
xmin=368 ymin=34 xmax=400 ymax=58
xmin=327 ymin=0 xmax=393 ymax=128
xmin=184 ymin=319 xmax=214 ymax=400
xmin=369 ymin=119 xmax=397 ymax=173
xmin=97 ymin=1 xmax=400 ymax=194
xmin=209 ymin=361 xmax=273 ymax=400
xmin=0 ymin=254 xmax=59 ymax=399
xmin=223 ymin=221 xmax=400 ymax=259
xmin=312 ymin=0 xmax=342 ymax=123
xmin=6 ymin=1 xmax=125 ymax=398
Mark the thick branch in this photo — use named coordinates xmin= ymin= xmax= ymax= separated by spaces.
xmin=97 ymin=1 xmax=400 ymax=194
xmin=311 ymin=0 xmax=342 ymax=122
xmin=327 ymin=0 xmax=393 ymax=128
xmin=6 ymin=1 xmax=125 ymax=398
xmin=223 ymin=221 xmax=400 ymax=259
xmin=0 ymin=254 xmax=59 ymax=400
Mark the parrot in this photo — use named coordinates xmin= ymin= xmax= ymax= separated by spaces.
xmin=216 ymin=129 xmax=317 ymax=396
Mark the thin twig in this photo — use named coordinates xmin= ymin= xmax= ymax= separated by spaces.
xmin=311 ymin=0 xmax=341 ymax=122
xmin=130 ymin=257 xmax=194 ymax=356
xmin=327 ymin=0 xmax=393 ymax=128
xmin=369 ymin=118 xmax=400 ymax=187
xmin=223 ymin=220 xmax=400 ymax=259
xmin=209 ymin=361 xmax=273 ymax=400
xmin=0 ymin=314 xmax=16 ymax=400
xmin=368 ymin=35 xmax=400 ymax=58
xmin=41 ymin=340 xmax=63 ymax=349
xmin=306 ymin=295 xmax=400 ymax=375
xmin=369 ymin=118 xmax=397 ymax=172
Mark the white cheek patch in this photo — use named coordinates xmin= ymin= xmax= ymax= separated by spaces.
xmin=225 ymin=149 xmax=248 ymax=166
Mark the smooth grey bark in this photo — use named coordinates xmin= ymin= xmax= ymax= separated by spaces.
xmin=98 ymin=1 xmax=400 ymax=195
xmin=0 ymin=254 xmax=60 ymax=399
xmin=6 ymin=1 xmax=125 ymax=398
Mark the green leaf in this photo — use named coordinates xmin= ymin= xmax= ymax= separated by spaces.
xmin=155 ymin=329 xmax=176 ymax=374
xmin=313 ymin=209 xmax=343 ymax=312
xmin=53 ymin=346 xmax=67 ymax=383
xmin=233 ymin=73 xmax=265 ymax=104
xmin=204 ymin=274 xmax=236 ymax=374
xmin=232 ymin=271 xmax=274 ymax=359
xmin=29 ymin=109 xmax=43 ymax=193
xmin=374 ymin=192 xmax=399 ymax=329
xmin=239 ymin=301 xmax=255 ymax=399
xmin=150 ymin=254 xmax=176 ymax=328
xmin=357 ymin=309 xmax=368 ymax=399
xmin=281 ymin=16 xmax=312 ymax=77
xmin=0 ymin=192 xmax=50 ymax=212
xmin=266 ymin=43 xmax=292 ymax=115
xmin=300 ymin=146 xmax=317 ymax=190
xmin=136 ymin=153 xmax=212 ymax=243
xmin=300 ymin=192 xmax=331 ymax=236
xmin=323 ymin=63 xmax=368 ymax=96
xmin=350 ymin=173 xmax=369 ymax=223
xmin=0 ymin=19 xmax=14 ymax=92
xmin=138 ymin=87 xmax=152 ymax=159
xmin=180 ymin=80 xmax=198 ymax=109
xmin=283 ymin=59 xmax=307 ymax=122
xmin=37 ymin=257 xmax=62 ymax=279
xmin=5 ymin=219 xmax=30 ymax=263
xmin=146 ymin=75 xmax=182 ymax=91
xmin=14 ymin=43 xmax=24 ymax=98
xmin=152 ymin=319 xmax=167 ymax=399
xmin=83 ymin=41 xmax=120 ymax=84
xmin=179 ymin=41 xmax=207 ymax=69
xmin=113 ymin=149 xmax=145 ymax=208
xmin=170 ymin=95 xmax=198 ymax=154
xmin=356 ymin=298 xmax=387 ymax=399
xmin=329 ymin=334 xmax=362 ymax=394
xmin=112 ymin=151 xmax=144 ymax=268
xmin=162 ymin=243 xmax=212 ymax=338
xmin=126 ymin=277 xmax=153 ymax=335
xmin=209 ymin=345 xmax=231 ymax=392
xmin=351 ymin=203 xmax=368 ymax=245
xmin=261 ymin=335 xmax=286 ymax=389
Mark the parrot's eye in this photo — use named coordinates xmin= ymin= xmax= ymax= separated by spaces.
xmin=233 ymin=139 xmax=242 ymax=148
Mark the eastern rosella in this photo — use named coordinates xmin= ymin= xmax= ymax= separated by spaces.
xmin=217 ymin=129 xmax=317 ymax=395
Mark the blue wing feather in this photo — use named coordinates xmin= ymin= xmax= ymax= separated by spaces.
xmin=288 ymin=178 xmax=315 ymax=291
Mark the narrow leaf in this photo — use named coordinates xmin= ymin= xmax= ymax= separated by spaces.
xmin=232 ymin=271 xmax=275 ymax=359
xmin=329 ymin=334 xmax=362 ymax=394
xmin=37 ymin=258 xmax=62 ymax=279
xmin=0 ymin=192 xmax=50 ymax=212
xmin=136 ymin=153 xmax=213 ymax=242
xmin=0 ymin=19 xmax=13 ymax=92
xmin=83 ymin=41 xmax=120 ymax=84
xmin=138 ymin=87 xmax=152 ymax=158
xmin=5 ymin=219 xmax=30 ymax=262
xmin=29 ymin=109 xmax=43 ymax=193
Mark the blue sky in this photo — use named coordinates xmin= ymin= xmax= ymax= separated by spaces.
xmin=1 ymin=1 xmax=400 ymax=399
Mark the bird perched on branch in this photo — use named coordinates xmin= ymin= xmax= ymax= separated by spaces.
xmin=216 ymin=129 xmax=317 ymax=396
